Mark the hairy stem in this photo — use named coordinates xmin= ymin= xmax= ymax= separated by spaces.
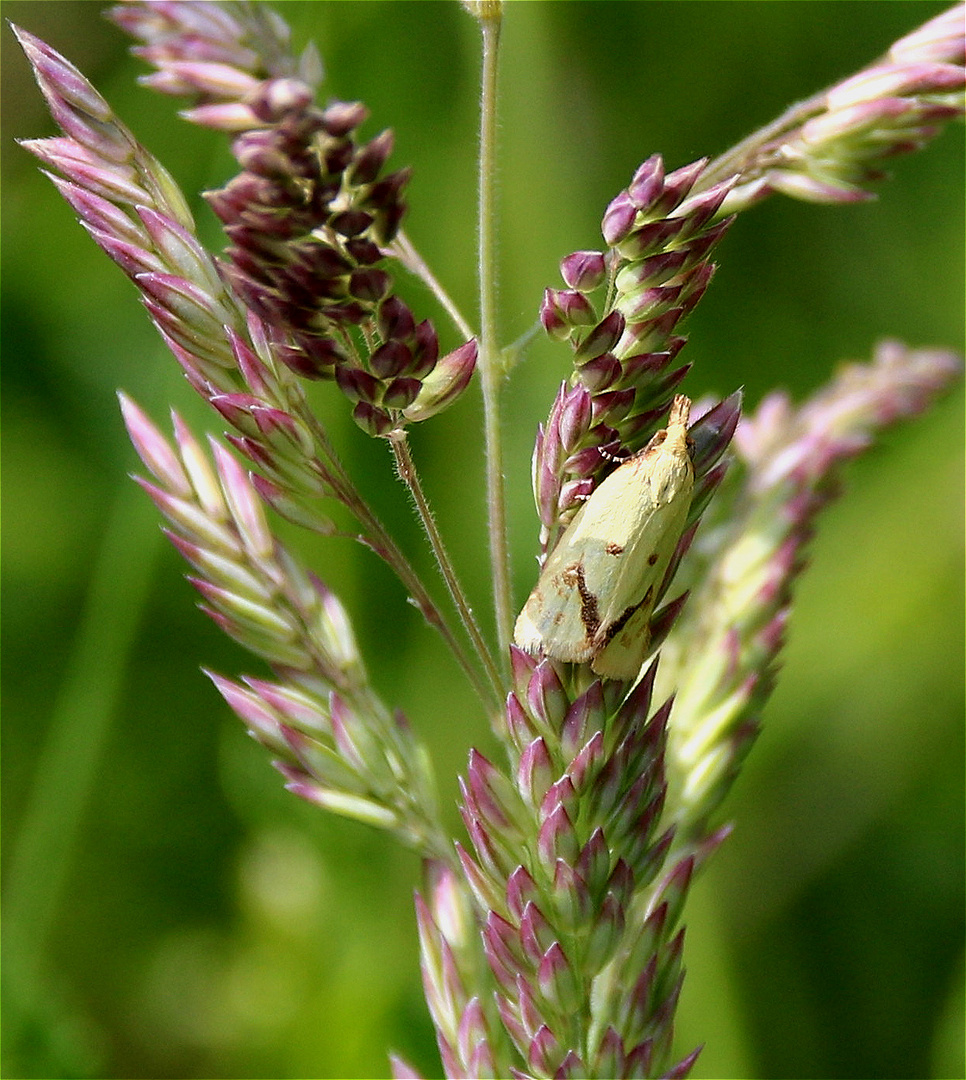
xmin=476 ymin=7 xmax=513 ymax=658
xmin=389 ymin=431 xmax=504 ymax=713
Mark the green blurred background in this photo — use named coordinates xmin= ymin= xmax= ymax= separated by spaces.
xmin=2 ymin=2 xmax=962 ymax=1078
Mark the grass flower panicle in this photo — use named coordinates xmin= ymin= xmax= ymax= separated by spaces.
xmin=13 ymin=2 xmax=964 ymax=1077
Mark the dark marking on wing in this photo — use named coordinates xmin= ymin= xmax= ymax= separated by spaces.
xmin=647 ymin=552 xmax=659 ymax=566
xmin=573 ymin=561 xmax=600 ymax=639
xmin=606 ymin=542 xmax=624 ymax=556
xmin=600 ymin=585 xmax=654 ymax=645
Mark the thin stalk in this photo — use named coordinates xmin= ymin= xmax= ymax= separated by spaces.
xmin=697 ymin=86 xmax=835 ymax=192
xmin=389 ymin=431 xmax=505 ymax=713
xmin=392 ymin=229 xmax=476 ymax=341
xmin=476 ymin=7 xmax=513 ymax=657
xmin=296 ymin=406 xmax=495 ymax=707
xmin=499 ymin=318 xmax=543 ymax=377
xmin=700 ymin=31 xmax=911 ymax=193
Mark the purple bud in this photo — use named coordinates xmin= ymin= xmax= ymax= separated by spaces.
xmin=594 ymin=1027 xmax=626 ymax=1080
xmin=526 ymin=661 xmax=568 ymax=732
xmin=173 ymin=59 xmax=263 ymax=99
xmin=518 ymin=738 xmax=555 ymax=809
xmin=233 ymin=132 xmax=294 ymax=178
xmin=230 ymin=435 xmax=288 ymax=480
xmin=119 ymin=394 xmax=191 ymax=496
xmin=552 ymin=858 xmax=592 ymax=926
xmin=769 ymin=170 xmax=872 ymax=204
xmin=30 ymin=141 xmax=145 ymax=204
xmin=458 ymin=997 xmax=495 ymax=1077
xmin=455 ymin=842 xmax=503 ymax=913
xmin=528 ymin=1025 xmax=562 ymax=1076
xmin=540 ymin=289 xmax=570 ymax=339
xmin=351 ymin=401 xmax=393 ymax=437
xmin=614 ymin=659 xmax=658 ymax=734
xmin=560 ymin=249 xmax=606 ymax=292
xmin=618 ymin=218 xmax=683 ymax=261
xmin=83 ymin=224 xmax=160 ymax=276
xmin=602 ymin=190 xmax=638 ymax=246
xmin=590 ymin=387 xmax=635 ymax=427
xmin=540 ymin=775 xmax=577 ymax=820
xmin=211 ymin=441 xmax=273 ymax=556
xmin=556 ymin=476 xmax=595 ymax=516
xmin=254 ymin=77 xmax=315 ymax=122
xmin=515 ymin=972 xmax=543 ymax=1038
xmin=483 ymin=910 xmax=523 ymax=976
xmin=346 ymin=267 xmax=389 ymax=303
xmin=369 ymin=340 xmax=413 ymax=379
xmin=350 ymin=128 xmax=395 ymax=185
xmin=828 ymin=59 xmax=965 ymax=111
xmin=575 ymin=828 xmax=611 ymax=896
xmin=209 ymin=392 xmax=262 ymax=436
xmin=383 ymin=376 xmax=422 ymax=410
xmin=537 ymin=941 xmax=580 ymax=1013
xmin=653 ymin=854 xmax=695 ymax=929
xmin=627 ymin=154 xmax=666 ymax=211
xmin=209 ymin=672 xmax=281 ymax=739
xmin=322 ymin=99 xmax=369 ymax=137
xmin=466 ymin=749 xmax=515 ymax=830
xmin=402 ymin=338 xmax=477 ymax=423
xmin=689 ymin=390 xmax=742 ymax=473
xmin=14 ymin=26 xmax=112 ymax=120
xmin=410 ymin=320 xmax=439 ymax=379
xmin=251 ymin=405 xmax=315 ymax=457
xmin=322 ymin=138 xmax=356 ymax=177
xmin=558 ymin=387 xmax=592 ymax=453
xmin=576 ymin=350 xmax=622 ymax=392
xmin=567 ymin=730 xmax=605 ymax=794
xmin=624 ymin=1040 xmax=654 ymax=1078
xmin=537 ymin=803 xmax=578 ymax=869
xmin=618 ymin=350 xmax=673 ymax=385
xmin=336 ymin=365 xmax=381 ymax=404
xmin=655 ymin=157 xmax=709 ymax=213
xmin=505 ymin=689 xmax=537 ymax=749
xmin=663 ymin=1045 xmax=703 ymax=1079
xmin=560 ymin=682 xmax=604 ymax=759
xmin=38 ymin=169 xmax=138 ymax=246
xmin=367 ymin=165 xmax=410 ymax=208
xmin=344 ymin=236 xmax=383 ymax=265
xmin=574 ymin=310 xmax=625 ymax=362
xmin=556 ymin=1050 xmax=585 ymax=1079
xmin=137 ymin=270 xmax=233 ymax=330
xmin=669 ymin=178 xmax=733 ymax=234
xmin=496 ymin=992 xmax=529 ymax=1049
xmin=303 ymin=334 xmax=349 ymax=369
xmin=389 ymin=1054 xmax=424 ymax=1080
xmin=330 ymin=209 xmax=374 ymax=237
xmin=506 ymin=864 xmax=539 ymax=922
xmin=378 ymin=296 xmax=416 ymax=340
xmin=615 ymin=247 xmax=690 ymax=290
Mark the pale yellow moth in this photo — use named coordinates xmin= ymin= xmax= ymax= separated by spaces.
xmin=514 ymin=394 xmax=694 ymax=679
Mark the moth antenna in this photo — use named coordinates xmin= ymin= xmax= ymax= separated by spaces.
xmin=597 ymin=442 xmax=629 ymax=465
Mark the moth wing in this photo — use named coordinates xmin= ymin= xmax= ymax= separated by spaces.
xmin=513 ymin=580 xmax=595 ymax=664
xmin=591 ymin=600 xmax=653 ymax=679
xmin=513 ymin=470 xmax=653 ymax=667
xmin=563 ymin=458 xmax=667 ymax=622
xmin=514 ymin=396 xmax=694 ymax=674
xmin=512 ymin=518 xmax=597 ymax=663
xmin=578 ymin=454 xmax=693 ymax=676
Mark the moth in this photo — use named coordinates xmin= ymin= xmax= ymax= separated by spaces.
xmin=514 ymin=394 xmax=694 ymax=679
